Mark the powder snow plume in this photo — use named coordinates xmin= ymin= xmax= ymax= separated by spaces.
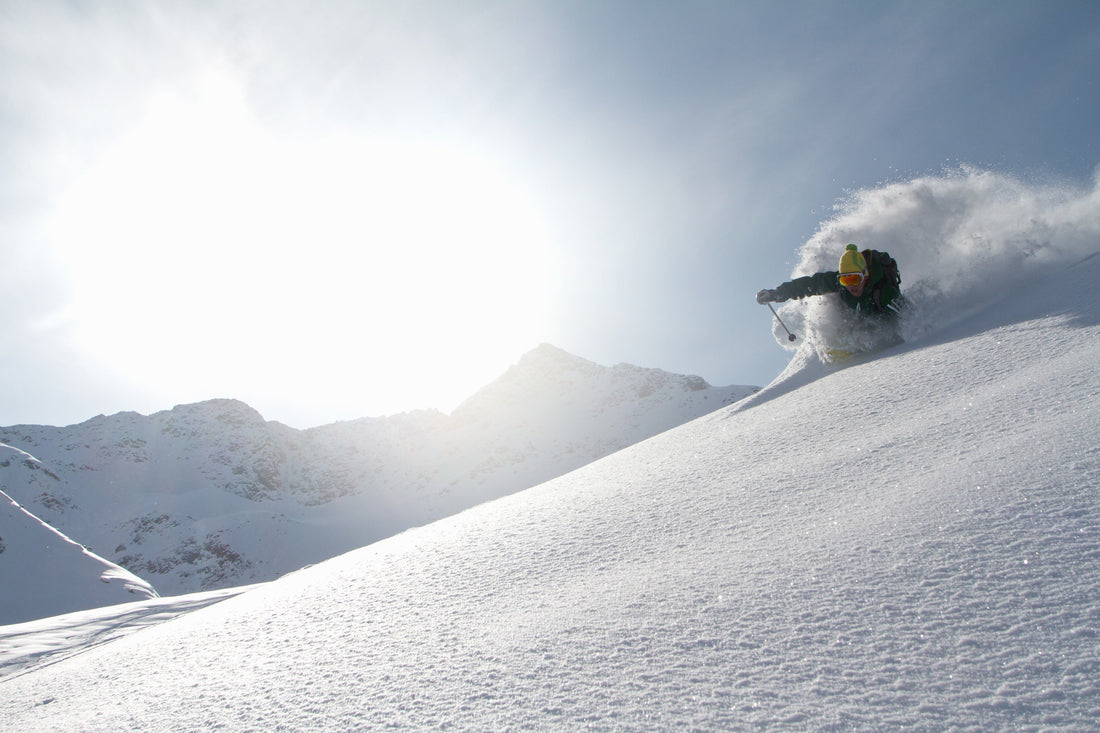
xmin=773 ymin=166 xmax=1100 ymax=356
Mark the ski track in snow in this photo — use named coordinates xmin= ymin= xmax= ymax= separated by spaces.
xmin=2 ymin=170 xmax=1099 ymax=731
xmin=0 ymin=586 xmax=257 ymax=681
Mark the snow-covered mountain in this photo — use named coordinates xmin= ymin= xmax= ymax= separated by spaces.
xmin=3 ymin=172 xmax=1099 ymax=729
xmin=0 ymin=346 xmax=754 ymax=601
xmin=0 ymin=445 xmax=157 ymax=625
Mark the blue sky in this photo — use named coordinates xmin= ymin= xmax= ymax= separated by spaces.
xmin=2 ymin=0 xmax=1098 ymax=428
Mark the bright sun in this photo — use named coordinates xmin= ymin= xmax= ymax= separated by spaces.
xmin=48 ymin=72 xmax=557 ymax=423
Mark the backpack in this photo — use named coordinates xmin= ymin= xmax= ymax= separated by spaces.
xmin=863 ymin=249 xmax=901 ymax=313
xmin=863 ymin=249 xmax=900 ymax=287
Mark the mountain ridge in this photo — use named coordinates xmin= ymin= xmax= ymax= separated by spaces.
xmin=0 ymin=345 xmax=755 ymax=605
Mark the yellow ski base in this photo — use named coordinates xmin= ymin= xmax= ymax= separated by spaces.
xmin=825 ymin=347 xmax=857 ymax=364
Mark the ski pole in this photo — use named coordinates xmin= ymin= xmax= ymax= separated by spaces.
xmin=766 ymin=302 xmax=797 ymax=342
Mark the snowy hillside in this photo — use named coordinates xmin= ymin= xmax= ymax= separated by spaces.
xmin=0 ymin=445 xmax=157 ymax=625
xmin=0 ymin=347 xmax=753 ymax=599
xmin=1 ymin=172 xmax=1097 ymax=730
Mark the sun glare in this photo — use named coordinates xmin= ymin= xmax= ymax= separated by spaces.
xmin=48 ymin=71 xmax=556 ymax=420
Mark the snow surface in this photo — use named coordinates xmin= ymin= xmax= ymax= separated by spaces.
xmin=2 ymin=170 xmax=1099 ymax=730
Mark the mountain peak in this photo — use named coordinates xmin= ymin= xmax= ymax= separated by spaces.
xmin=510 ymin=343 xmax=601 ymax=376
xmin=521 ymin=342 xmax=591 ymax=363
xmin=451 ymin=344 xmax=752 ymax=429
xmin=166 ymin=399 xmax=266 ymax=424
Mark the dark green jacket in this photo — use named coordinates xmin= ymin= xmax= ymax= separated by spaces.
xmin=775 ymin=250 xmax=902 ymax=316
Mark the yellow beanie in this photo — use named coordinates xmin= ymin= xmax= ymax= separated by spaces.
xmin=838 ymin=243 xmax=866 ymax=274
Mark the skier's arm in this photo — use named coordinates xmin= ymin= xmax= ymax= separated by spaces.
xmin=773 ymin=271 xmax=841 ymax=302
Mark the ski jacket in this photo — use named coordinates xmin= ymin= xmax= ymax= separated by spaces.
xmin=774 ymin=249 xmax=902 ymax=316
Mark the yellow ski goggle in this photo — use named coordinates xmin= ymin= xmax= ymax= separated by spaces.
xmin=838 ymin=270 xmax=867 ymax=288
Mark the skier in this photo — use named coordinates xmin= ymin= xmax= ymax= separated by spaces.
xmin=756 ymin=244 xmax=903 ymax=316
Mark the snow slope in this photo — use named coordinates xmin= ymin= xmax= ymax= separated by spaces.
xmin=0 ymin=445 xmax=157 ymax=625
xmin=0 ymin=346 xmax=752 ymax=599
xmin=1 ymin=173 xmax=1098 ymax=730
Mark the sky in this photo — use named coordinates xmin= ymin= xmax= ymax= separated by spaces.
xmin=3 ymin=239 xmax=1100 ymax=729
xmin=2 ymin=0 xmax=1099 ymax=429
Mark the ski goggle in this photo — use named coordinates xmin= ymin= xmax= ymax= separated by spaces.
xmin=838 ymin=270 xmax=867 ymax=288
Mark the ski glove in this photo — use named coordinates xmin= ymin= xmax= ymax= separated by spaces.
xmin=756 ymin=289 xmax=779 ymax=304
